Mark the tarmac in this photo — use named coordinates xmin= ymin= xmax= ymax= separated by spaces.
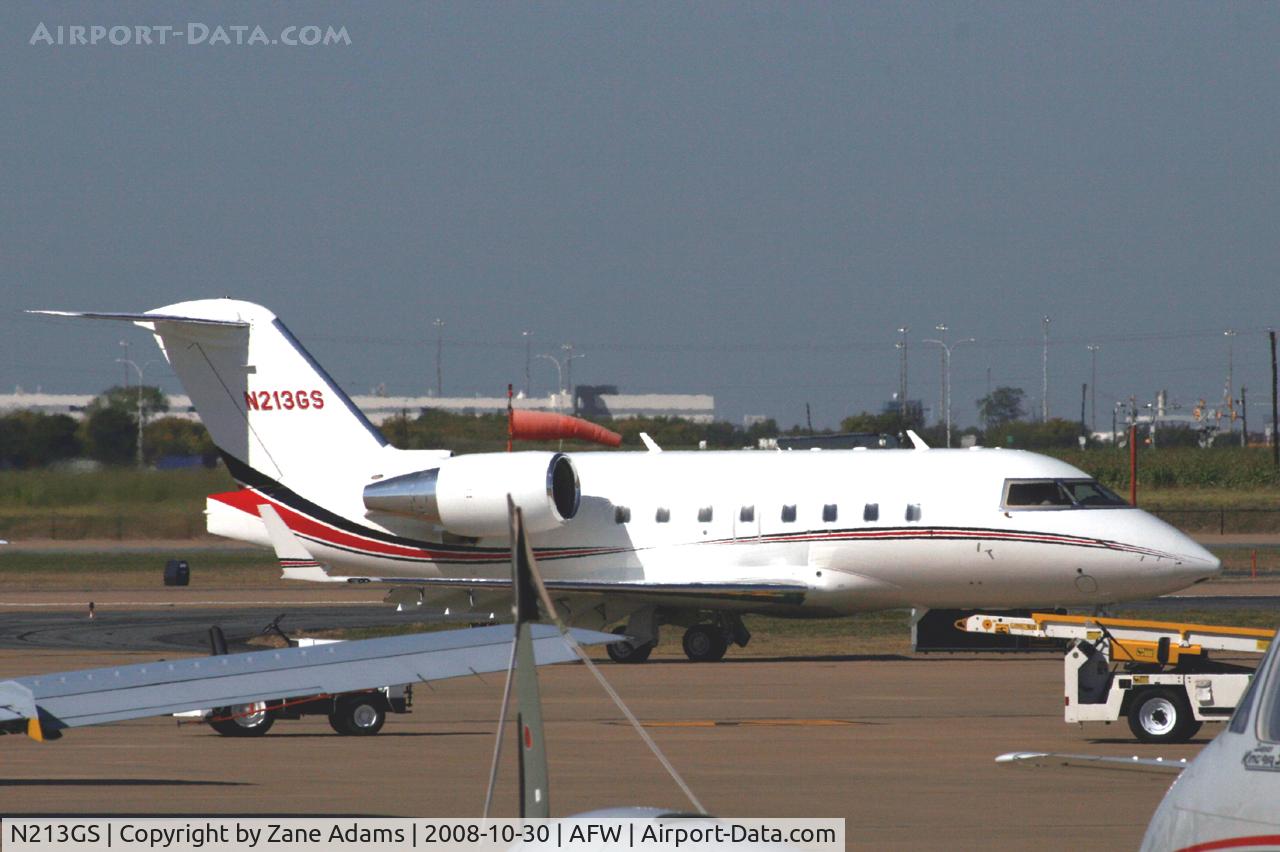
xmin=0 ymin=639 xmax=1203 ymax=844
xmin=0 ymin=625 xmax=1226 ymax=850
xmin=0 ymin=544 xmax=1275 ymax=849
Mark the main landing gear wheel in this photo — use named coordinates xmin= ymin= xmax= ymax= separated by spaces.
xmin=682 ymin=624 xmax=728 ymax=663
xmin=208 ymin=702 xmax=275 ymax=737
xmin=1127 ymin=688 xmax=1202 ymax=744
xmin=606 ymin=626 xmax=654 ymax=664
xmin=328 ymin=695 xmax=387 ymax=736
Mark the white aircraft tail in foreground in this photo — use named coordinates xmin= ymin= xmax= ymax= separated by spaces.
xmin=34 ymin=300 xmax=1222 ymax=662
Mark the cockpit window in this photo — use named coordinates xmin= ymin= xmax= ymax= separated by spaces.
xmin=1005 ymin=480 xmax=1073 ymax=507
xmin=1061 ymin=480 xmax=1127 ymax=506
xmin=1259 ymin=637 xmax=1280 ymax=742
xmin=1229 ymin=666 xmax=1261 ymax=735
xmin=1002 ymin=478 xmax=1128 ymax=510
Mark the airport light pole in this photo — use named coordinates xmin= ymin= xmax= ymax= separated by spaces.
xmin=119 ymin=340 xmax=130 ymax=389
xmin=923 ymin=330 xmax=975 ymax=449
xmin=1224 ymin=329 xmax=1237 ymax=438
xmin=895 ymin=326 xmax=909 ymax=431
xmin=536 ymin=353 xmax=563 ymax=412
xmin=433 ymin=318 xmax=445 ymax=397
xmin=562 ymin=344 xmax=585 ymax=415
xmin=521 ymin=330 xmax=532 ymax=397
xmin=1087 ymin=344 xmax=1101 ymax=435
xmin=931 ymin=324 xmax=947 ymax=434
xmin=115 ymin=358 xmax=153 ymax=467
xmin=1041 ymin=316 xmax=1051 ymax=421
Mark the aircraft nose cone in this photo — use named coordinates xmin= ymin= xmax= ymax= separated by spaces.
xmin=1171 ymin=535 xmax=1221 ymax=582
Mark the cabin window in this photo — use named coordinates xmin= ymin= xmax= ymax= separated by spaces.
xmin=614 ymin=506 xmax=631 ymax=524
xmin=655 ymin=507 xmax=670 ymax=523
xmin=905 ymin=504 xmax=922 ymax=522
xmin=739 ymin=505 xmax=755 ymax=523
xmin=781 ymin=504 xmax=797 ymax=523
xmin=697 ymin=506 xmax=713 ymax=523
xmin=863 ymin=503 xmax=879 ymax=522
xmin=822 ymin=504 xmax=838 ymax=522
xmin=1003 ymin=478 xmax=1128 ymax=509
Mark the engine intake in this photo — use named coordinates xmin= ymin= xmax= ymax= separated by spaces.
xmin=362 ymin=452 xmax=579 ymax=537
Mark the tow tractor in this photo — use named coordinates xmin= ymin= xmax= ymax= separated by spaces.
xmin=958 ymin=612 xmax=1274 ymax=743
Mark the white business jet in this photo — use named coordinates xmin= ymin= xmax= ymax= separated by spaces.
xmin=33 ymin=300 xmax=1220 ymax=662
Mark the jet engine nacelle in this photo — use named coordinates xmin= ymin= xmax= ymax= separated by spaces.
xmin=362 ymin=452 xmax=580 ymax=537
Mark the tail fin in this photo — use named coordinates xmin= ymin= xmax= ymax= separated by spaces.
xmin=32 ymin=300 xmax=387 ymax=486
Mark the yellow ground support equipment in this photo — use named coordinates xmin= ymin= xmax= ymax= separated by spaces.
xmin=958 ymin=612 xmax=1274 ymax=744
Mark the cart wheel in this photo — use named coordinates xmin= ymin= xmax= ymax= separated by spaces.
xmin=329 ymin=695 xmax=386 ymax=736
xmin=208 ymin=702 xmax=274 ymax=737
xmin=1127 ymin=688 xmax=1200 ymax=743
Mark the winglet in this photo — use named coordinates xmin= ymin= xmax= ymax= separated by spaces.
xmin=906 ymin=430 xmax=930 ymax=450
xmin=639 ymin=432 xmax=663 ymax=452
xmin=0 ymin=681 xmax=57 ymax=742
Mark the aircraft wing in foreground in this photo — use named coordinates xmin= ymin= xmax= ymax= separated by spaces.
xmin=0 ymin=623 xmax=614 ymax=742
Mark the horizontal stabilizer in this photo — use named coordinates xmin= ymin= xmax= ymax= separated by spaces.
xmin=27 ymin=309 xmax=248 ymax=328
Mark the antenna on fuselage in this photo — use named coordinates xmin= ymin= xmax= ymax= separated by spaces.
xmin=906 ymin=430 xmax=931 ymax=450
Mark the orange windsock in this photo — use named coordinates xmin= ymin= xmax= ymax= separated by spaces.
xmin=510 ymin=409 xmax=622 ymax=447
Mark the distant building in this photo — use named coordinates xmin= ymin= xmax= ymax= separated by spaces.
xmin=574 ymin=385 xmax=619 ymax=418
xmin=0 ymin=387 xmax=716 ymax=425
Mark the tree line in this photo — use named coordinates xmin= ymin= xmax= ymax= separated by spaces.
xmin=0 ymin=386 xmax=215 ymax=469
xmin=2 ymin=382 xmax=1227 ymax=470
xmin=1 ymin=387 xmax=790 ymax=468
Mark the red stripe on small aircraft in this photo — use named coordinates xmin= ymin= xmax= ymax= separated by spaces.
xmin=1175 ymin=835 xmax=1280 ymax=852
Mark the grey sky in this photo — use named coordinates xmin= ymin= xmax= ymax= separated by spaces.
xmin=3 ymin=2 xmax=1278 ymax=430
